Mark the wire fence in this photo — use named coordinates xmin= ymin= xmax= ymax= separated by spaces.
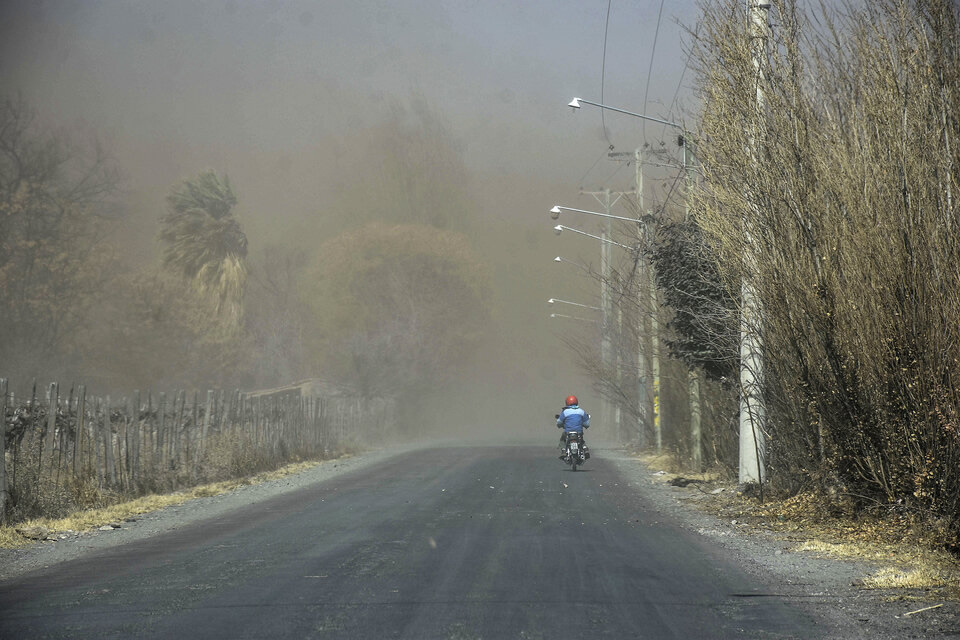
xmin=0 ymin=378 xmax=394 ymax=525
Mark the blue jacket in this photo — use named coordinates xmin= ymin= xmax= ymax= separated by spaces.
xmin=557 ymin=405 xmax=590 ymax=433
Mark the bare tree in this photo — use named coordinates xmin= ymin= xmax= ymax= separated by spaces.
xmin=303 ymin=223 xmax=492 ymax=403
xmin=0 ymin=95 xmax=120 ymax=376
xmin=689 ymin=0 xmax=960 ymax=528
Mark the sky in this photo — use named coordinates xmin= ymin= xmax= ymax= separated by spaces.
xmin=0 ymin=1 xmax=699 ymax=205
xmin=0 ymin=0 xmax=704 ymax=436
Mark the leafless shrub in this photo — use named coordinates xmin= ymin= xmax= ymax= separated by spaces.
xmin=691 ymin=0 xmax=960 ymax=531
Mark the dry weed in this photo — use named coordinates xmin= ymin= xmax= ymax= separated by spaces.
xmin=0 ymin=457 xmax=330 ymax=549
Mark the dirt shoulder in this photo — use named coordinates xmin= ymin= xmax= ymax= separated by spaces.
xmin=0 ymin=446 xmax=409 ymax=582
xmin=606 ymin=450 xmax=960 ymax=639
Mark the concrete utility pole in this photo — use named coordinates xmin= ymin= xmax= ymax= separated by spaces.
xmin=649 ymin=242 xmax=662 ymax=454
xmin=600 ymin=191 xmax=613 ymax=441
xmin=607 ymin=147 xmax=666 ymax=452
xmin=633 ymin=149 xmax=651 ymax=447
xmin=739 ymin=1 xmax=770 ymax=485
xmin=581 ymin=187 xmax=630 ymax=442
xmin=682 ymin=138 xmax=704 ymax=470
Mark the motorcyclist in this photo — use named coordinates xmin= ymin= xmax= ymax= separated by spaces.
xmin=557 ymin=395 xmax=590 ymax=460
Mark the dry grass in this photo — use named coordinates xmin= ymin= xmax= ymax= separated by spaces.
xmin=640 ymin=455 xmax=960 ymax=601
xmin=860 ymin=567 xmax=948 ymax=591
xmin=793 ymin=540 xmax=958 ymax=597
xmin=0 ymin=458 xmax=338 ymax=549
xmin=636 ymin=451 xmax=725 ymax=484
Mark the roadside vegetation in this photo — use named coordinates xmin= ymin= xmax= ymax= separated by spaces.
xmin=686 ymin=0 xmax=960 ymax=546
xmin=640 ymin=451 xmax=960 ymax=602
xmin=0 ymin=96 xmax=492 ymax=527
xmin=588 ymin=0 xmax=960 ymax=564
xmin=0 ymin=458 xmax=330 ymax=549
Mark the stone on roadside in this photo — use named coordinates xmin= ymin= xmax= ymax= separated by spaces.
xmin=99 ymin=525 xmax=115 ymax=531
xmin=16 ymin=525 xmax=49 ymax=540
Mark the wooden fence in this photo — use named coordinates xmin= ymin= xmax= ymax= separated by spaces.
xmin=0 ymin=378 xmax=394 ymax=524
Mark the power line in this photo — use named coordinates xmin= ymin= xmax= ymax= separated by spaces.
xmin=578 ymin=144 xmax=616 ymax=189
xmin=660 ymin=22 xmax=697 ymax=143
xmin=602 ymin=157 xmax=629 ymax=186
xmin=642 ymin=0 xmax=666 ymax=141
xmin=600 ymin=0 xmax=613 ymax=146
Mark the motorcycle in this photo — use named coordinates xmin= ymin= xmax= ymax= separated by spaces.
xmin=556 ymin=419 xmax=589 ymax=471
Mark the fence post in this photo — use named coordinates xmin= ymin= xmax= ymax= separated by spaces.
xmin=103 ymin=395 xmax=116 ymax=487
xmin=191 ymin=391 xmax=199 ymax=475
xmin=44 ymin=382 xmax=59 ymax=478
xmin=74 ymin=385 xmax=86 ymax=477
xmin=233 ymin=389 xmax=240 ymax=437
xmin=157 ymin=392 xmax=166 ymax=466
xmin=132 ymin=391 xmax=141 ymax=485
xmin=94 ymin=397 xmax=103 ymax=487
xmin=146 ymin=391 xmax=154 ymax=468
xmin=58 ymin=385 xmax=73 ymax=486
xmin=256 ymin=396 xmax=262 ymax=448
xmin=174 ymin=390 xmax=185 ymax=466
xmin=217 ymin=389 xmax=226 ymax=436
xmin=198 ymin=389 xmax=213 ymax=473
xmin=0 ymin=378 xmax=7 ymax=524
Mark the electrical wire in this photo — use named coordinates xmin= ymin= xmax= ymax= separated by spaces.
xmin=602 ymin=157 xmax=629 ymax=186
xmin=669 ymin=65 xmax=688 ymax=115
xmin=600 ymin=0 xmax=613 ymax=146
xmin=659 ymin=22 xmax=697 ymax=143
xmin=578 ymin=144 xmax=616 ymax=189
xmin=642 ymin=0 xmax=666 ymax=141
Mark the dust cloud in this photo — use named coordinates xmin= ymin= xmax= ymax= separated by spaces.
xmin=0 ymin=1 xmax=697 ymax=443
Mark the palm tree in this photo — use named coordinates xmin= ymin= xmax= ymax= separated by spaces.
xmin=159 ymin=170 xmax=248 ymax=320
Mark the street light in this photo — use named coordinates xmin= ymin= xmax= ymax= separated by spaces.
xmin=554 ymin=255 xmax=591 ymax=272
xmin=553 ymin=224 xmax=634 ymax=250
xmin=569 ymin=93 xmax=756 ymax=476
xmin=548 ymin=298 xmax=601 ymax=311
xmin=550 ymin=313 xmax=595 ymax=323
xmin=568 ymin=97 xmax=685 ymax=134
xmin=550 ymin=205 xmax=643 ymax=224
xmin=553 ymin=214 xmax=631 ymax=444
xmin=568 ymin=96 xmax=692 ymax=211
xmin=566 ymin=97 xmax=692 ymax=455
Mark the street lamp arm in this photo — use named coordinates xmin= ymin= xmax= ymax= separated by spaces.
xmin=550 ymin=313 xmax=596 ymax=323
xmin=569 ymin=97 xmax=683 ymax=131
xmin=548 ymin=297 xmax=601 ymax=311
xmin=551 ymin=205 xmax=643 ymax=224
xmin=554 ymin=224 xmax=635 ymax=251
xmin=554 ymin=255 xmax=591 ymax=272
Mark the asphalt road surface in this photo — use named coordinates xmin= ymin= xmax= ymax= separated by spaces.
xmin=1 ymin=446 xmax=823 ymax=639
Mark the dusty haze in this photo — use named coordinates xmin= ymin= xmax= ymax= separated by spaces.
xmin=0 ymin=1 xmax=698 ymax=442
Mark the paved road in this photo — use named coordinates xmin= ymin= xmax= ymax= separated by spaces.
xmin=1 ymin=446 xmax=821 ymax=639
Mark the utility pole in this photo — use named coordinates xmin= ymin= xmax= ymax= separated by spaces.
xmin=608 ymin=148 xmax=661 ymax=451
xmin=633 ymin=149 xmax=651 ymax=447
xmin=581 ymin=187 xmax=630 ymax=442
xmin=650 ymin=252 xmax=661 ymax=453
xmin=600 ymin=189 xmax=613 ymax=442
xmin=739 ymin=1 xmax=769 ymax=485
xmin=682 ymin=130 xmax=704 ymax=470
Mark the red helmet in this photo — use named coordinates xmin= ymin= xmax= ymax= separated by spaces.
xmin=565 ymin=395 xmax=578 ymax=406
